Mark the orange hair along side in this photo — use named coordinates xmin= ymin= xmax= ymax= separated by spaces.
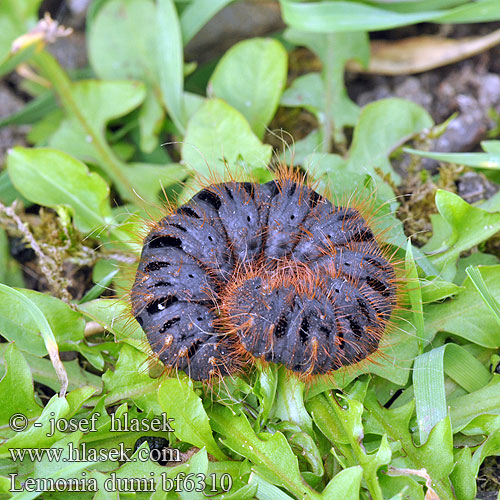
xmin=129 ymin=166 xmax=402 ymax=384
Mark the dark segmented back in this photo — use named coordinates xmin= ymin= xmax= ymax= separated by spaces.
xmin=131 ymin=179 xmax=397 ymax=380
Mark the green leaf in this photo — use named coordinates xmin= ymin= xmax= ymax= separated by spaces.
xmin=0 ymin=287 xmax=85 ymax=356
xmin=0 ymin=285 xmax=69 ymax=396
xmin=405 ymin=147 xmax=500 ymax=169
xmin=283 ymin=30 xmax=369 ymax=144
xmin=0 ymin=344 xmax=41 ymax=426
xmin=449 ymin=374 xmax=500 ymax=431
xmin=405 ymin=240 xmax=424 ymax=353
xmin=182 ymin=98 xmax=272 ymax=178
xmin=347 ymin=98 xmax=433 ymax=181
xmin=7 ymin=147 xmax=112 ymax=233
xmin=321 ymin=466 xmax=362 ymax=500
xmin=437 ymin=0 xmax=500 ymax=23
xmin=0 ymin=395 xmax=69 ymax=457
xmin=0 ymin=0 xmax=42 ymax=65
xmin=413 ymin=347 xmax=447 ymax=444
xmin=209 ymin=38 xmax=287 ymax=138
xmin=420 ymin=276 xmax=465 ymax=303
xmin=364 ymin=395 xmax=454 ymax=498
xmin=180 ymin=0 xmax=235 ymax=45
xmin=249 ymin=473 xmax=291 ymax=500
xmin=77 ymin=298 xmax=144 ymax=344
xmin=428 ymin=190 xmax=500 ymax=274
xmin=413 ymin=344 xmax=492 ymax=442
xmin=0 ymin=228 xmax=24 ymax=287
xmin=465 ymin=265 xmax=500 ymax=327
xmin=273 ymin=368 xmax=313 ymax=435
xmin=158 ymin=376 xmax=225 ymax=460
xmin=88 ymin=0 xmax=159 ymax=83
xmin=47 ymin=78 xmax=145 ymax=168
xmin=24 ymin=353 xmax=102 ymax=393
xmin=103 ymin=344 xmax=161 ymax=413
xmin=209 ymin=404 xmax=321 ymax=500
xmin=157 ymin=0 xmax=186 ymax=133
xmin=31 ymin=49 xmax=147 ymax=201
xmin=425 ymin=265 xmax=500 ymax=347
xmin=450 ymin=447 xmax=476 ymax=500
xmin=279 ymin=0 xmax=500 ymax=32
xmin=138 ymin=89 xmax=164 ymax=153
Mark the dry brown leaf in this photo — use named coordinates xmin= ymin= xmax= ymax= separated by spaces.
xmin=386 ymin=466 xmax=441 ymax=500
xmin=347 ymin=29 xmax=500 ymax=75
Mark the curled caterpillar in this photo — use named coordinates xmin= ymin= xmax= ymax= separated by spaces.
xmin=130 ymin=174 xmax=397 ymax=381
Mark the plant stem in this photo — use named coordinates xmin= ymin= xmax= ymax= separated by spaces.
xmin=30 ymin=50 xmax=138 ymax=202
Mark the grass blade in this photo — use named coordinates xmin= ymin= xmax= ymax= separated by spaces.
xmin=413 ymin=346 xmax=447 ymax=444
xmin=157 ymin=0 xmax=186 ymax=133
xmin=0 ymin=284 xmax=68 ymax=397
xmin=466 ymin=265 xmax=500 ymax=327
xmin=405 ymin=239 xmax=424 ymax=354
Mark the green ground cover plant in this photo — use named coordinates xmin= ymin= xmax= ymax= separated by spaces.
xmin=1 ymin=0 xmax=500 ymax=498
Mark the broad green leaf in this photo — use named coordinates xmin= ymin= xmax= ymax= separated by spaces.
xmin=209 ymin=404 xmax=322 ymax=500
xmin=158 ymin=377 xmax=225 ymax=460
xmin=157 ymin=0 xmax=186 ymax=133
xmin=348 ymin=98 xmax=433 ymax=181
xmin=425 ymin=266 xmax=500 ymax=347
xmin=365 ymin=395 xmax=454 ymax=497
xmin=32 ymin=433 xmax=96 ymax=491
xmin=31 ymin=49 xmax=147 ymax=202
xmin=0 ymin=285 xmax=69 ymax=396
xmin=0 ymin=395 xmax=69 ymax=457
xmin=182 ymin=98 xmax=272 ymax=178
xmin=405 ymin=240 xmax=424 ymax=352
xmin=88 ymin=0 xmax=159 ymax=83
xmin=450 ymin=447 xmax=476 ymax=500
xmin=254 ymin=363 xmax=278 ymax=427
xmin=87 ymin=0 xmax=168 ymax=153
xmin=7 ymin=147 xmax=112 ymax=233
xmin=0 ymin=0 xmax=42 ymax=66
xmin=138 ymin=89 xmax=164 ymax=152
xmin=249 ymin=473 xmax=292 ymax=500
xmin=209 ymin=38 xmax=287 ymax=138
xmin=321 ymin=466 xmax=362 ymax=500
xmin=281 ymin=73 xmax=324 ymax=113
xmin=180 ymin=0 xmax=235 ymax=45
xmin=0 ymin=287 xmax=85 ymax=356
xmin=103 ymin=344 xmax=161 ymax=413
xmin=23 ymin=353 xmax=102 ymax=393
xmin=414 ymin=344 xmax=493 ymax=442
xmin=0 ymin=344 xmax=41 ymax=426
xmin=77 ymin=298 xmax=144 ymax=344
xmin=124 ymin=161 xmax=186 ymax=203
xmin=179 ymin=447 xmax=208 ymax=500
xmin=283 ymin=29 xmax=369 ymax=143
xmin=420 ymin=276 xmax=465 ymax=303
xmin=455 ymin=252 xmax=500 ymax=285
xmin=428 ymin=190 xmax=500 ymax=274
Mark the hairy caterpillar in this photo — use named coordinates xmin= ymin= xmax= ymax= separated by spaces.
xmin=130 ymin=167 xmax=400 ymax=382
